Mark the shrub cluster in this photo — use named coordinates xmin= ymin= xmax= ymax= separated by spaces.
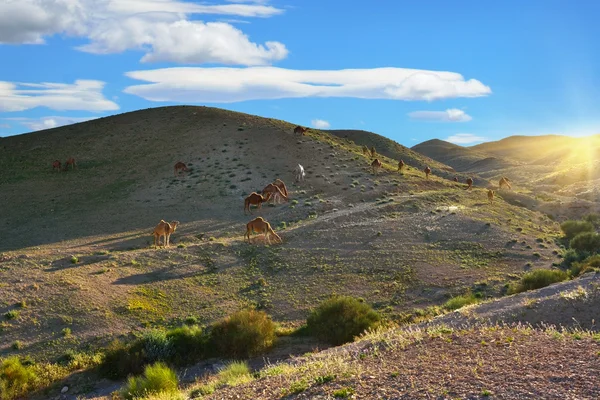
xmin=508 ymin=269 xmax=568 ymax=294
xmin=100 ymin=310 xmax=275 ymax=379
xmin=306 ymin=296 xmax=381 ymax=345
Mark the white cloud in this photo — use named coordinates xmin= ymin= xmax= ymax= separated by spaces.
xmin=311 ymin=119 xmax=330 ymax=129
xmin=446 ymin=133 xmax=488 ymax=144
xmin=5 ymin=116 xmax=98 ymax=131
xmin=0 ymin=123 xmax=10 ymax=129
xmin=123 ymin=66 xmax=492 ymax=103
xmin=408 ymin=108 xmax=472 ymax=122
xmin=0 ymin=80 xmax=119 ymax=112
xmin=0 ymin=1 xmax=286 ymax=65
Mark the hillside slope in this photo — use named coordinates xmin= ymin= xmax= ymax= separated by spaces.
xmin=325 ymin=129 xmax=486 ymax=184
xmin=0 ymin=106 xmax=562 ymax=366
xmin=411 ymin=139 xmax=519 ymax=174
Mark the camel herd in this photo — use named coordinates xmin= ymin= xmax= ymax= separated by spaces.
xmin=146 ymin=127 xmax=512 ymax=248
xmin=52 ymin=157 xmax=76 ymax=172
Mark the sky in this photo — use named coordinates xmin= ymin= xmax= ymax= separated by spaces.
xmin=0 ymin=0 xmax=599 ymax=146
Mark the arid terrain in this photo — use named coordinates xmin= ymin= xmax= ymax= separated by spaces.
xmin=0 ymin=106 xmax=599 ymax=399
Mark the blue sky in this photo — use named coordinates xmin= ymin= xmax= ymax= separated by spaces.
xmin=1 ymin=0 xmax=599 ymax=146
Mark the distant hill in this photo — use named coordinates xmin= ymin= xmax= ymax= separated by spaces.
xmin=411 ymin=139 xmax=519 ymax=174
xmin=326 ymin=129 xmax=483 ymax=183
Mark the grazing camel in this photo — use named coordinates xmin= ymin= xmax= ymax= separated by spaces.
xmin=294 ymin=164 xmax=305 ymax=182
xmin=153 ymin=220 xmax=180 ymax=247
xmin=499 ymin=177 xmax=512 ymax=190
xmin=64 ymin=157 xmax=76 ymax=170
xmin=370 ymin=146 xmax=376 ymax=158
xmin=273 ymin=179 xmax=289 ymax=197
xmin=464 ymin=177 xmax=473 ymax=190
xmin=245 ymin=217 xmax=282 ymax=245
xmin=244 ymin=192 xmax=268 ymax=214
xmin=488 ymin=189 xmax=495 ymax=204
xmin=371 ymin=158 xmax=382 ymax=174
xmin=52 ymin=160 xmax=62 ymax=172
xmin=174 ymin=161 xmax=189 ymax=176
xmin=424 ymin=166 xmax=432 ymax=179
xmin=262 ymin=183 xmax=289 ymax=204
xmin=397 ymin=160 xmax=405 ymax=172
xmin=362 ymin=145 xmax=370 ymax=157
xmin=453 ymin=177 xmax=459 ymax=182
xmin=294 ymin=126 xmax=308 ymax=135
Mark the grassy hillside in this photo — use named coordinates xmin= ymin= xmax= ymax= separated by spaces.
xmin=0 ymin=106 xmax=575 ymax=399
xmin=324 ymin=129 xmax=480 ymax=182
xmin=411 ymin=139 xmax=519 ymax=174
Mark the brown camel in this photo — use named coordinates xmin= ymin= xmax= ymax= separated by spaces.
xmin=174 ymin=161 xmax=189 ymax=176
xmin=153 ymin=220 xmax=180 ymax=247
xmin=273 ymin=178 xmax=289 ymax=197
xmin=52 ymin=160 xmax=61 ymax=172
xmin=64 ymin=157 xmax=76 ymax=170
xmin=245 ymin=217 xmax=282 ymax=245
xmin=424 ymin=166 xmax=431 ymax=179
xmin=499 ymin=177 xmax=512 ymax=190
xmin=294 ymin=126 xmax=308 ymax=135
xmin=262 ymin=183 xmax=288 ymax=204
xmin=398 ymin=160 xmax=405 ymax=172
xmin=362 ymin=145 xmax=370 ymax=157
xmin=371 ymin=158 xmax=382 ymax=174
xmin=464 ymin=177 xmax=473 ymax=190
xmin=370 ymin=146 xmax=376 ymax=158
xmin=488 ymin=189 xmax=495 ymax=204
xmin=244 ymin=192 xmax=268 ymax=214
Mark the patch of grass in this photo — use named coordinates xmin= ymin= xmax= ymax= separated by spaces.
xmin=11 ymin=341 xmax=23 ymax=350
xmin=4 ymin=310 xmax=19 ymax=320
xmin=307 ymin=296 xmax=381 ymax=345
xmin=443 ymin=292 xmax=480 ymax=311
xmin=61 ymin=328 xmax=71 ymax=337
xmin=0 ymin=357 xmax=38 ymax=400
xmin=288 ymin=379 xmax=308 ymax=394
xmin=314 ymin=374 xmax=336 ymax=385
xmin=333 ymin=387 xmax=355 ymax=398
xmin=121 ymin=362 xmax=179 ymax=400
xmin=70 ymin=255 xmax=79 ymax=264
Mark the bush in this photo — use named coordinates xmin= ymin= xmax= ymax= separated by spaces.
xmin=139 ymin=330 xmax=174 ymax=364
xmin=560 ymin=220 xmax=594 ymax=241
xmin=561 ymin=248 xmax=589 ymax=268
xmin=585 ymin=213 xmax=600 ymax=228
xmin=0 ymin=357 xmax=38 ymax=400
xmin=306 ymin=296 xmax=381 ymax=345
xmin=121 ymin=362 xmax=179 ymax=400
xmin=210 ymin=309 xmax=276 ymax=358
xmin=443 ymin=293 xmax=479 ymax=311
xmin=569 ymin=232 xmax=600 ymax=254
xmin=570 ymin=254 xmax=600 ymax=278
xmin=508 ymin=269 xmax=567 ymax=294
xmin=166 ymin=325 xmax=208 ymax=366
xmin=99 ymin=339 xmax=145 ymax=380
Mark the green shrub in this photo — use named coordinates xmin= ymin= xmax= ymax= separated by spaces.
xmin=443 ymin=293 xmax=479 ymax=311
xmin=139 ymin=330 xmax=174 ymax=364
xmin=99 ymin=339 xmax=145 ymax=379
xmin=4 ymin=310 xmax=19 ymax=320
xmin=121 ymin=362 xmax=179 ymax=400
xmin=569 ymin=232 xmax=600 ymax=254
xmin=0 ymin=357 xmax=38 ymax=400
xmin=210 ymin=309 xmax=276 ymax=358
xmin=214 ymin=361 xmax=252 ymax=386
xmin=569 ymin=254 xmax=600 ymax=278
xmin=508 ymin=269 xmax=567 ymax=294
xmin=560 ymin=220 xmax=594 ymax=241
xmin=306 ymin=296 xmax=381 ymax=345
xmin=584 ymin=213 xmax=600 ymax=228
xmin=166 ymin=325 xmax=208 ymax=366
xmin=561 ymin=248 xmax=588 ymax=268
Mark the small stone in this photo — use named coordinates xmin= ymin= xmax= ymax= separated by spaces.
xmin=61 ymin=386 xmax=69 ymax=394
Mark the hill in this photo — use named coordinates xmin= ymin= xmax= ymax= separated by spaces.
xmin=325 ymin=129 xmax=483 ymax=183
xmin=0 ymin=106 xmax=577 ymax=399
xmin=411 ymin=139 xmax=519 ymax=174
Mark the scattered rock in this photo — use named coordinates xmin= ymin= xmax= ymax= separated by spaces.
xmin=61 ymin=386 xmax=69 ymax=394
